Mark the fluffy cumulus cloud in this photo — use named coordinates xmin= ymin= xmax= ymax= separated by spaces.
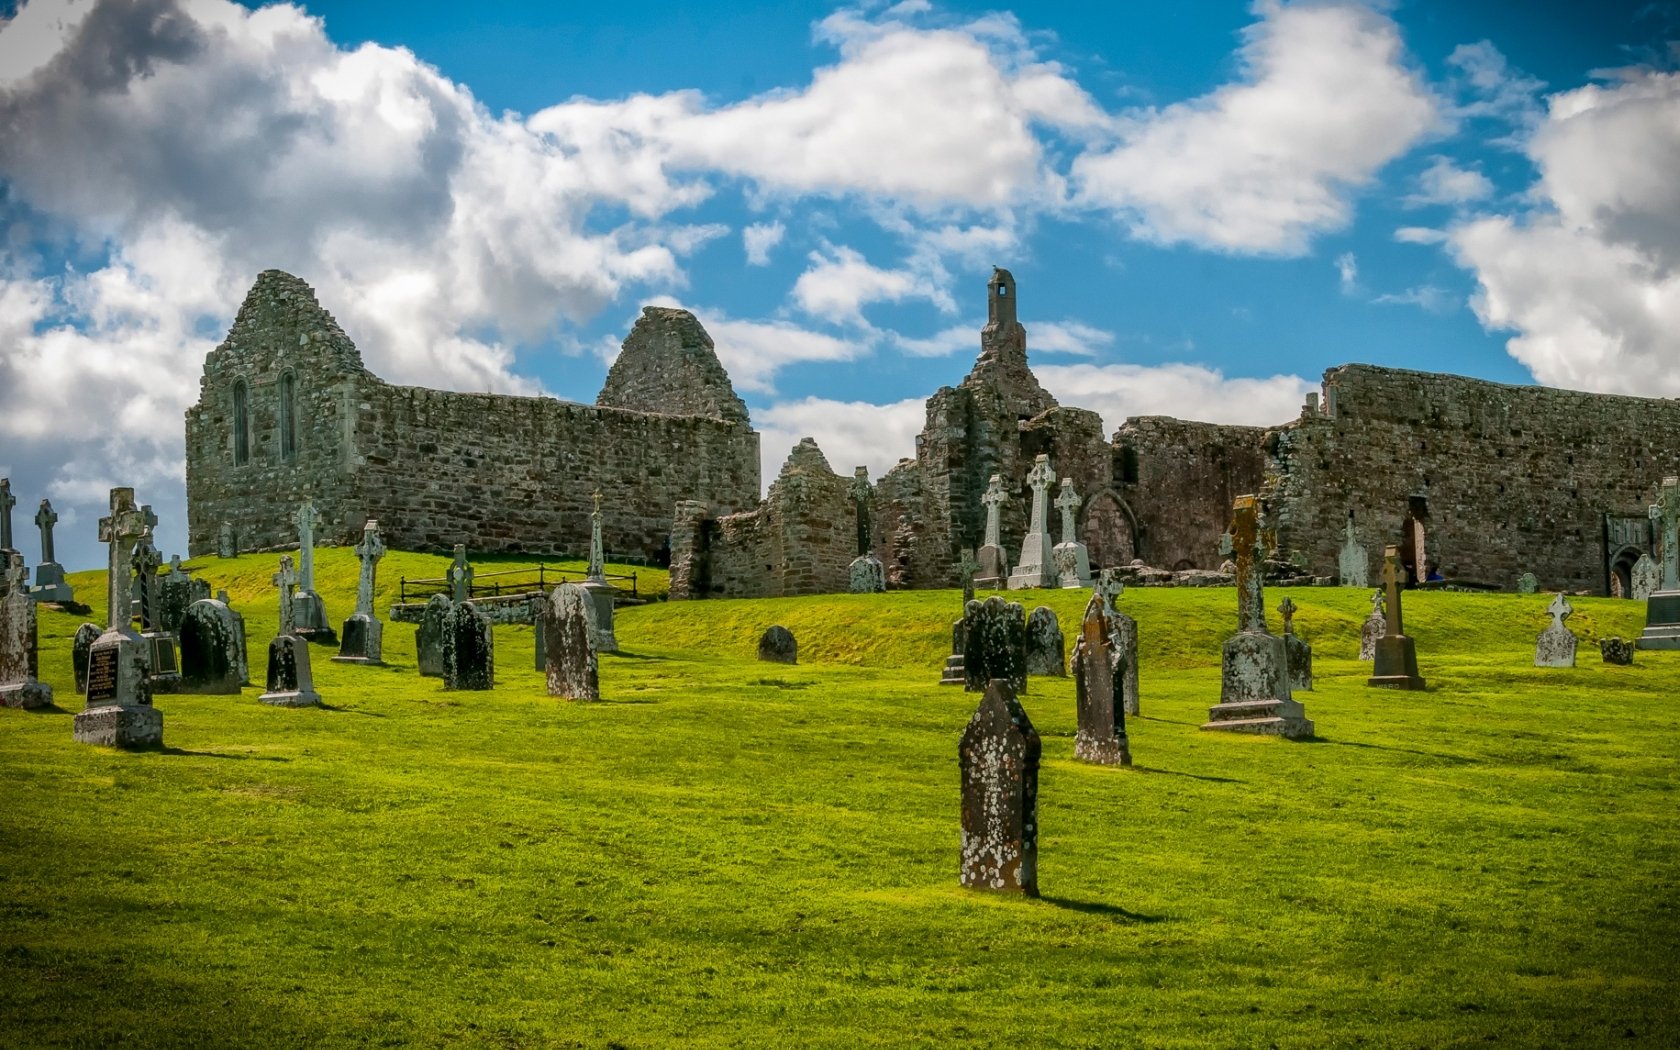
xmin=754 ymin=396 xmax=927 ymax=492
xmin=791 ymin=245 xmax=952 ymax=324
xmin=1072 ymin=0 xmax=1439 ymax=254
xmin=1036 ymin=362 xmax=1314 ymax=433
xmin=1450 ymin=65 xmax=1680 ymax=395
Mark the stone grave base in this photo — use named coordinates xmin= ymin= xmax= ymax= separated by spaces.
xmin=1203 ymin=632 xmax=1312 ymax=737
xmin=1368 ymin=634 xmax=1427 ymax=690
xmin=333 ymin=615 xmax=384 ymax=665
xmin=29 ymin=562 xmax=74 ymax=604
xmin=0 ymin=680 xmax=54 ymax=709
xmin=939 ymin=619 xmax=966 ymax=685
xmin=259 ymin=688 xmax=321 ymax=708
xmin=1636 ymin=592 xmax=1680 ymax=649
xmin=291 ymin=591 xmax=338 ymax=646
xmin=1074 ymin=731 xmax=1131 ymax=766
xmin=74 ymin=704 xmax=163 ymax=748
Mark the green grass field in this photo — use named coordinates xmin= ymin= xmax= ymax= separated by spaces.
xmin=3 ymin=548 xmax=1678 ymax=1048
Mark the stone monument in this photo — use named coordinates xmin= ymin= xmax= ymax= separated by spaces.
xmin=940 ymin=549 xmax=982 ymax=686
xmin=847 ymin=468 xmax=887 ymax=593
xmin=1600 ymin=637 xmax=1634 ymax=665
xmin=72 ymin=622 xmax=100 ymax=694
xmin=259 ymin=634 xmax=322 ymax=707
xmin=0 ymin=551 xmax=52 ymax=708
xmin=335 ymin=519 xmax=387 ymax=665
xmin=974 ymin=475 xmax=1009 ymax=589
xmin=1534 ymin=593 xmax=1578 ymax=668
xmin=217 ymin=589 xmax=251 ymax=685
xmin=1094 ymin=568 xmax=1140 ymax=717
xmin=1278 ymin=596 xmax=1313 ymax=691
xmin=577 ymin=492 xmax=620 ymax=652
xmin=1359 ymin=590 xmax=1386 ymax=660
xmin=131 ymin=529 xmax=180 ymax=694
xmin=216 ymin=521 xmax=236 ymax=559
xmin=448 ymin=544 xmax=474 ymax=603
xmin=757 ymin=625 xmax=797 ymax=664
xmin=958 ymin=679 xmax=1040 ymax=897
xmin=1072 ymin=594 xmax=1131 ymax=766
xmin=75 ymin=488 xmax=163 ymax=747
xmin=962 ymin=595 xmax=1027 ymax=694
xmin=1007 ymin=454 xmax=1056 ymax=590
xmin=1024 ymin=605 xmax=1064 ymax=676
xmin=273 ymin=555 xmax=297 ymax=636
xmin=1637 ymin=477 xmax=1680 ymax=649
xmin=417 ymin=594 xmax=450 ymax=677
xmin=157 ymin=555 xmax=209 ymax=635
xmin=1368 ymin=545 xmax=1427 ymax=690
xmin=28 ymin=499 xmax=73 ymax=603
xmin=545 ymin=583 xmax=599 ymax=701
xmin=443 ymin=600 xmax=494 ymax=690
xmin=289 ymin=500 xmax=335 ymax=644
xmin=177 ymin=598 xmax=245 ymax=695
xmin=1051 ymin=478 xmax=1091 ymax=588
xmin=1632 ymin=554 xmax=1660 ymax=601
xmin=1337 ymin=513 xmax=1369 ymax=588
xmin=0 ymin=477 xmax=13 ymax=553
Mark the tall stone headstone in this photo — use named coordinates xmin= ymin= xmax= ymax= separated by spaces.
xmin=217 ymin=589 xmax=251 ymax=685
xmin=1359 ymin=590 xmax=1386 ymax=661
xmin=1007 ymin=455 xmax=1057 ymax=590
xmin=958 ymin=679 xmax=1040 ymax=897
xmin=131 ymin=528 xmax=180 ymax=694
xmin=1278 ymin=596 xmax=1313 ymax=692
xmin=962 ymin=595 xmax=1027 ymax=694
xmin=577 ymin=493 xmax=620 ymax=653
xmin=448 ymin=544 xmax=475 ymax=603
xmin=545 ymin=583 xmax=599 ymax=701
xmin=0 ymin=478 xmax=13 ymax=553
xmin=1535 ymin=593 xmax=1578 ymax=668
xmin=75 ymin=488 xmax=163 ymax=748
xmin=72 ymin=622 xmax=100 ymax=694
xmin=416 ymin=594 xmax=450 ymax=678
xmin=757 ymin=625 xmax=797 ymax=664
xmin=443 ymin=600 xmax=494 ymax=691
xmin=1095 ymin=569 xmax=1140 ymax=717
xmin=29 ymin=499 xmax=73 ymax=603
xmin=216 ymin=521 xmax=236 ymax=559
xmin=975 ymin=475 xmax=1009 ymax=588
xmin=1337 ymin=514 xmax=1369 ymax=588
xmin=1638 ymin=477 xmax=1680 ymax=649
xmin=1632 ymin=554 xmax=1660 ymax=600
xmin=847 ymin=468 xmax=887 ymax=593
xmin=1050 ymin=478 xmax=1092 ymax=588
xmin=289 ymin=500 xmax=335 ymax=644
xmin=259 ymin=634 xmax=322 ymax=707
xmin=273 ymin=555 xmax=298 ymax=636
xmin=1202 ymin=495 xmax=1313 ymax=737
xmin=1369 ymin=545 xmax=1427 ymax=690
xmin=177 ymin=599 xmax=244 ymax=695
xmin=1024 ymin=605 xmax=1064 ymax=676
xmin=157 ymin=555 xmax=206 ymax=635
xmin=0 ymin=551 xmax=52 ymax=708
xmin=335 ymin=519 xmax=387 ymax=665
xmin=1072 ymin=595 xmax=1131 ymax=767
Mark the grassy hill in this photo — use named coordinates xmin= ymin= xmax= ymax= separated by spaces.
xmin=2 ymin=548 xmax=1677 ymax=1047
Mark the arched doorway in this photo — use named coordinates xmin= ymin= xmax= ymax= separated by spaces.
xmin=1400 ymin=494 xmax=1430 ymax=587
xmin=1608 ymin=545 xmax=1641 ymax=598
xmin=1082 ymin=489 xmax=1138 ymax=569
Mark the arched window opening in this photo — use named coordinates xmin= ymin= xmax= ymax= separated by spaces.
xmin=232 ymin=380 xmax=250 ymax=466
xmin=279 ymin=372 xmax=297 ymax=461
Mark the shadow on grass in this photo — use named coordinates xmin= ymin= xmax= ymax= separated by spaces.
xmin=1135 ymin=715 xmax=1199 ymax=727
xmin=1041 ymin=896 xmax=1166 ymax=923
xmin=1131 ymin=765 xmax=1243 ymax=784
xmin=606 ymin=650 xmax=670 ymax=662
xmin=158 ymin=747 xmax=290 ymax=761
xmin=24 ymin=703 xmax=70 ymax=715
xmin=1301 ymin=737 xmax=1477 ymax=764
xmin=316 ymin=703 xmax=387 ymax=717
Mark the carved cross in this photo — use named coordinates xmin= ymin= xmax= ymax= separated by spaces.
xmin=354 ymin=520 xmax=387 ymax=617
xmin=1382 ymin=545 xmax=1405 ymax=638
xmin=1277 ymin=596 xmax=1297 ymax=637
xmin=980 ymin=474 xmax=1007 ymax=549
xmin=131 ymin=527 xmax=162 ymax=632
xmin=1054 ymin=478 xmax=1082 ymax=546
xmin=168 ymin=554 xmax=186 ymax=579
xmin=1095 ymin=567 xmax=1123 ymax=620
xmin=34 ymin=499 xmax=57 ymax=564
xmin=1649 ymin=476 xmax=1680 ymax=592
xmin=1229 ymin=495 xmax=1265 ymax=634
xmin=98 ymin=488 xmax=147 ymax=632
xmin=1546 ymin=592 xmax=1573 ymax=628
xmin=850 ymin=467 xmax=871 ymax=556
xmin=449 ymin=544 xmax=473 ymax=602
xmin=1024 ymin=454 xmax=1055 ymax=540
xmin=0 ymin=477 xmax=13 ymax=550
xmin=2 ymin=550 xmax=25 ymax=595
xmin=588 ymin=492 xmax=605 ymax=580
xmin=958 ymin=547 xmax=981 ymax=604
xmin=273 ymin=554 xmax=297 ymax=635
xmin=294 ymin=500 xmax=322 ymax=592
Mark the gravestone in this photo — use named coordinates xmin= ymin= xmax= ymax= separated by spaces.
xmin=1638 ymin=477 xmax=1680 ymax=649
xmin=157 ymin=555 xmax=208 ymax=635
xmin=940 ymin=550 xmax=983 ymax=686
xmin=757 ymin=625 xmax=797 ymax=664
xmin=72 ymin=622 xmax=100 ymax=694
xmin=29 ymin=499 xmax=73 ymax=603
xmin=416 ymin=594 xmax=451 ymax=677
xmin=847 ymin=468 xmax=887 ymax=593
xmin=289 ymin=501 xmax=335 ymax=644
xmin=958 ymin=679 xmax=1040 ymax=897
xmin=1279 ymin=596 xmax=1313 ymax=691
xmin=962 ymin=595 xmax=1027 ymax=694
xmin=443 ymin=600 xmax=494 ymax=691
xmin=1202 ymin=495 xmax=1313 ymax=737
xmin=1024 ymin=606 xmax=1064 ymax=676
xmin=273 ymin=555 xmax=297 ymax=636
xmin=1632 ymin=554 xmax=1660 ymax=601
xmin=448 ymin=544 xmax=475 ymax=603
xmin=1007 ymin=455 xmax=1057 ymax=590
xmin=258 ymin=634 xmax=322 ymax=707
xmin=975 ymin=475 xmax=1009 ymax=588
xmin=577 ymin=492 xmax=620 ymax=652
xmin=217 ymin=589 xmax=251 ymax=685
xmin=177 ymin=599 xmax=244 ymax=694
xmin=1369 ymin=545 xmax=1427 ymax=690
xmin=1051 ymin=478 xmax=1092 ymax=588
xmin=1600 ymin=637 xmax=1634 ymax=665
xmin=544 ymin=583 xmax=598 ymax=701
xmin=75 ymin=487 xmax=163 ymax=748
xmin=1095 ymin=569 xmax=1140 ymax=717
xmin=216 ymin=521 xmax=236 ymax=558
xmin=1337 ymin=514 xmax=1369 ymax=588
xmin=0 ymin=478 xmax=13 ymax=551
xmin=1072 ymin=595 xmax=1131 ymax=766
xmin=1359 ymin=590 xmax=1386 ymax=661
xmin=1534 ymin=593 xmax=1578 ymax=668
xmin=131 ymin=529 xmax=179 ymax=694
xmin=335 ymin=519 xmax=387 ymax=665
xmin=530 ymin=594 xmax=548 ymax=672
xmin=1516 ymin=572 xmax=1539 ymax=594
xmin=0 ymin=551 xmax=52 ymax=708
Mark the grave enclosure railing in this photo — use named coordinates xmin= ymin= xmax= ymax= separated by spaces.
xmin=397 ymin=563 xmax=639 ymax=605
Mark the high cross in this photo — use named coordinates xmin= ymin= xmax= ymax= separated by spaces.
xmin=97 ymin=489 xmax=147 ymax=632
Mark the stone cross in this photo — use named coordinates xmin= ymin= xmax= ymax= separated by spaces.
xmin=1054 ymin=478 xmax=1082 ymax=546
xmin=1094 ymin=567 xmax=1122 ymax=619
xmin=448 ymin=544 xmax=474 ymax=602
xmin=0 ymin=477 xmax=13 ymax=551
xmin=1226 ymin=495 xmax=1266 ymax=634
xmin=168 ymin=554 xmax=185 ymax=578
xmin=131 ymin=528 xmax=161 ymax=631
xmin=98 ymin=489 xmax=147 ymax=632
xmin=958 ymin=547 xmax=981 ymax=604
xmin=851 ymin=467 xmax=872 ymax=556
xmin=3 ymin=550 xmax=26 ymax=594
xmin=1382 ymin=545 xmax=1406 ymax=637
xmin=1649 ymin=476 xmax=1680 ymax=592
xmin=1024 ymin=454 xmax=1055 ymax=538
xmin=142 ymin=504 xmax=159 ymax=533
xmin=980 ymin=475 xmax=1007 ymax=549
xmin=273 ymin=555 xmax=297 ymax=635
xmin=587 ymin=492 xmax=605 ymax=580
xmin=1370 ymin=589 xmax=1385 ymax=618
xmin=1278 ymin=596 xmax=1297 ymax=637
xmin=294 ymin=500 xmax=322 ymax=592
xmin=34 ymin=499 xmax=57 ymax=565
xmin=354 ymin=520 xmax=387 ymax=617
xmin=1547 ymin=592 xmax=1573 ymax=628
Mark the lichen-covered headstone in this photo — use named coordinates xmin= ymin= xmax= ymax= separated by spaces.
xmin=962 ymin=595 xmax=1027 ymax=694
xmin=417 ymin=594 xmax=451 ymax=677
xmin=1600 ymin=637 xmax=1634 ymax=665
xmin=216 ymin=590 xmax=251 ymax=685
xmin=259 ymin=634 xmax=321 ymax=707
xmin=757 ymin=625 xmax=797 ymax=664
xmin=1516 ymin=572 xmax=1539 ymax=594
xmin=1359 ymin=590 xmax=1386 ymax=661
xmin=1025 ymin=605 xmax=1064 ymax=676
xmin=157 ymin=555 xmax=199 ymax=634
xmin=1632 ymin=554 xmax=1660 ymax=601
xmin=544 ymin=583 xmax=598 ymax=701
xmin=1534 ymin=593 xmax=1578 ymax=668
xmin=76 ymin=487 xmax=162 ymax=748
xmin=1279 ymin=596 xmax=1313 ymax=691
xmin=443 ymin=601 xmax=494 ymax=691
xmin=958 ymin=679 xmax=1040 ymax=896
xmin=1095 ymin=569 xmax=1140 ymax=716
xmin=0 ymin=552 xmax=52 ymax=708
xmin=1072 ymin=595 xmax=1130 ymax=766
xmin=848 ymin=555 xmax=887 ymax=594
xmin=177 ymin=599 xmax=244 ymax=695
xmin=72 ymin=622 xmax=100 ymax=694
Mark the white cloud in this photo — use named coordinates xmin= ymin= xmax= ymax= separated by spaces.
xmin=1407 ymin=155 xmax=1493 ymax=206
xmin=754 ymin=396 xmax=926 ymax=493
xmin=743 ymin=221 xmax=785 ymax=265
xmin=1072 ymin=0 xmax=1439 ymax=255
xmin=1336 ymin=251 xmax=1359 ymax=293
xmin=1037 ymin=362 xmax=1313 ymax=433
xmin=1445 ymin=40 xmax=1546 ymax=139
xmin=892 ymin=323 xmax=976 ymax=358
xmin=1371 ymin=285 xmax=1455 ymax=313
xmin=1394 ymin=225 xmax=1447 ymax=245
xmin=1023 ymin=319 xmax=1112 ymax=356
xmin=791 ymin=245 xmax=952 ymax=324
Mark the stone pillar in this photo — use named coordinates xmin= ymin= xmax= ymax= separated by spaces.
xmin=0 ymin=552 xmax=52 ymax=708
xmin=577 ymin=493 xmax=620 ymax=652
xmin=289 ymin=500 xmax=335 ymax=644
xmin=847 ymin=468 xmax=886 ymax=593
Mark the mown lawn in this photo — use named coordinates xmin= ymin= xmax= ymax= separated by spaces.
xmin=2 ymin=548 xmax=1677 ymax=1048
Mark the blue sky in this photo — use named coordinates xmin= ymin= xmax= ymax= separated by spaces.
xmin=1 ymin=0 xmax=1676 ymax=571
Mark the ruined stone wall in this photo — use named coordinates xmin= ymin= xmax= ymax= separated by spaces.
xmin=1115 ymin=416 xmax=1269 ymax=571
xmin=1267 ymin=364 xmax=1680 ymax=592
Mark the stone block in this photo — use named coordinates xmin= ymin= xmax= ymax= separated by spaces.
xmin=73 ymin=703 xmax=163 ymax=747
xmin=757 ymin=625 xmax=797 ymax=664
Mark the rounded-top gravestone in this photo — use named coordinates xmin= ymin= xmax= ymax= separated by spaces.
xmin=416 ymin=594 xmax=451 ymax=678
xmin=757 ymin=625 xmax=797 ymax=664
xmin=177 ymin=599 xmax=243 ymax=695
xmin=72 ymin=622 xmax=101 ymax=695
xmin=1024 ymin=606 xmax=1064 ymax=676
xmin=443 ymin=601 xmax=494 ymax=691
xmin=545 ymin=583 xmax=599 ymax=701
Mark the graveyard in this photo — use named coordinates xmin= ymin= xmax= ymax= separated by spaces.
xmin=3 ymin=545 xmax=1678 ymax=1047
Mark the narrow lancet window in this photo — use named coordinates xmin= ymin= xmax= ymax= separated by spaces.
xmin=279 ymin=372 xmax=297 ymax=460
xmin=232 ymin=380 xmax=250 ymax=466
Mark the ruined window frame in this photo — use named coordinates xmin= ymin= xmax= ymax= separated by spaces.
xmin=232 ymin=378 xmax=250 ymax=467
xmin=279 ymin=371 xmax=297 ymax=461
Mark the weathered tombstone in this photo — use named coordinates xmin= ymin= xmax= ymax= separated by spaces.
xmin=443 ymin=600 xmax=494 ymax=691
xmin=1337 ymin=513 xmax=1369 ymax=588
xmin=1095 ymin=569 xmax=1140 ymax=717
xmin=157 ymin=555 xmax=201 ymax=634
xmin=577 ymin=493 xmax=620 ymax=652
xmin=1279 ymin=596 xmax=1313 ymax=691
xmin=1051 ymin=478 xmax=1092 ymax=588
xmin=289 ymin=500 xmax=335 ymax=644
xmin=258 ymin=634 xmax=322 ymax=707
xmin=940 ymin=549 xmax=983 ymax=686
xmin=0 ymin=551 xmax=52 ymax=708
xmin=29 ymin=499 xmax=73 ymax=603
xmin=1072 ymin=595 xmax=1131 ymax=766
xmin=0 ymin=478 xmax=13 ymax=552
xmin=757 ymin=625 xmax=797 ymax=664
xmin=131 ymin=528 xmax=180 ymax=694
xmin=962 ymin=595 xmax=1027 ymax=694
xmin=416 ymin=594 xmax=450 ymax=677
xmin=847 ymin=468 xmax=887 ymax=593
xmin=177 ymin=599 xmax=244 ymax=695
xmin=958 ymin=679 xmax=1040 ymax=897
xmin=1632 ymin=554 xmax=1660 ymax=601
xmin=1359 ymin=590 xmax=1386 ymax=661
xmin=1024 ymin=606 xmax=1064 ymax=676
xmin=530 ymin=593 xmax=548 ymax=672
xmin=1534 ymin=593 xmax=1578 ymax=668
xmin=335 ymin=519 xmax=387 ymax=665
xmin=975 ymin=475 xmax=1009 ymax=588
xmin=217 ymin=589 xmax=251 ymax=685
xmin=1369 ymin=545 xmax=1427 ymax=690
xmin=273 ymin=555 xmax=297 ymax=636
xmin=1638 ymin=477 xmax=1680 ymax=649
xmin=544 ymin=583 xmax=598 ymax=701
xmin=1202 ymin=495 xmax=1313 ymax=737
xmin=75 ymin=488 xmax=163 ymax=747
xmin=448 ymin=544 xmax=475 ymax=603
xmin=1007 ymin=455 xmax=1057 ymax=590
xmin=1600 ymin=637 xmax=1634 ymax=665
xmin=72 ymin=622 xmax=100 ymax=694
xmin=216 ymin=521 xmax=237 ymax=559
xmin=1516 ymin=572 xmax=1539 ymax=594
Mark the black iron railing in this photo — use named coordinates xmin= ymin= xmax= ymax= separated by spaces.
xmin=398 ymin=563 xmax=638 ymax=604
